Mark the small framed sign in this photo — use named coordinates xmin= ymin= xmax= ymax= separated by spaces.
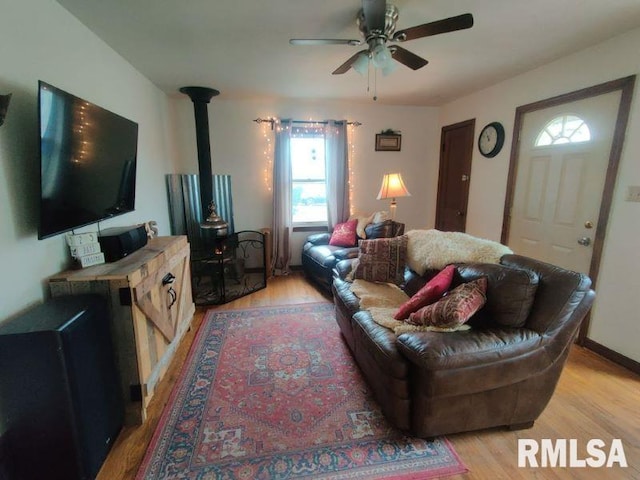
xmin=375 ymin=133 xmax=402 ymax=151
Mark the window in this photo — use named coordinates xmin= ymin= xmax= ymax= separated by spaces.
xmin=535 ymin=114 xmax=591 ymax=146
xmin=291 ymin=129 xmax=327 ymax=225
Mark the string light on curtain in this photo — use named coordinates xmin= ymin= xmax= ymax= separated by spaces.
xmin=254 ymin=117 xmax=361 ymax=197
xmin=260 ymin=117 xmax=277 ymax=192
xmin=348 ymin=123 xmax=357 ymax=216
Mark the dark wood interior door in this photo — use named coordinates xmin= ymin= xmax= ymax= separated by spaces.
xmin=435 ymin=119 xmax=475 ymax=232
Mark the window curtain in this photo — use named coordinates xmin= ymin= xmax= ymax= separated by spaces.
xmin=325 ymin=120 xmax=350 ymax=231
xmin=271 ymin=119 xmax=292 ymax=276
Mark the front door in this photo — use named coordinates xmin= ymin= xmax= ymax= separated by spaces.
xmin=507 ymin=91 xmax=620 ymax=273
xmin=502 ymin=76 xmax=636 ymax=346
xmin=435 ymin=119 xmax=475 ymax=232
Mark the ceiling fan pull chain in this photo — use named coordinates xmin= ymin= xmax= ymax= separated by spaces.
xmin=373 ymin=68 xmax=378 ymax=101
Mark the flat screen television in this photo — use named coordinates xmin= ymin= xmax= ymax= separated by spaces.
xmin=38 ymin=81 xmax=139 ymax=239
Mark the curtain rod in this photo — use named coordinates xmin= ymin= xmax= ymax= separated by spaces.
xmin=253 ymin=117 xmax=362 ymax=130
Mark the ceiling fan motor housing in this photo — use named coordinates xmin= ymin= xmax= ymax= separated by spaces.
xmin=357 ymin=4 xmax=398 ymax=43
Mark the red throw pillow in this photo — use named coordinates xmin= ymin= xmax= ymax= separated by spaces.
xmin=407 ymin=277 xmax=488 ymax=330
xmin=394 ymin=265 xmax=455 ymax=320
xmin=329 ymin=219 xmax=358 ymax=247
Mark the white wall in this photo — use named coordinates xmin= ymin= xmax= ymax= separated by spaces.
xmin=439 ymin=27 xmax=640 ymax=362
xmin=170 ymin=97 xmax=440 ymax=262
xmin=0 ymin=0 xmax=177 ymax=321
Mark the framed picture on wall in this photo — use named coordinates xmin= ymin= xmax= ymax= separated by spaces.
xmin=375 ymin=133 xmax=402 ymax=151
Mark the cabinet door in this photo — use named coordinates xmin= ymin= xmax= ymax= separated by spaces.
xmin=131 ymin=242 xmax=194 ymax=415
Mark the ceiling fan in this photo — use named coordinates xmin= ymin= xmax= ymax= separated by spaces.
xmin=290 ymin=0 xmax=473 ymax=75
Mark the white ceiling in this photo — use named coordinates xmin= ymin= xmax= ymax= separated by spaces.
xmin=56 ymin=0 xmax=640 ymax=106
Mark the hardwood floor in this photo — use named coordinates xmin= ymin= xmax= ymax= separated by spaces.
xmin=98 ymin=273 xmax=639 ymax=480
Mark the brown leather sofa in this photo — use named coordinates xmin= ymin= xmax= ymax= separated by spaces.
xmin=332 ymin=254 xmax=595 ymax=438
xmin=301 ymin=220 xmax=404 ymax=293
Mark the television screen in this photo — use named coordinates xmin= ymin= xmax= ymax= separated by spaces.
xmin=38 ymin=81 xmax=138 ymax=239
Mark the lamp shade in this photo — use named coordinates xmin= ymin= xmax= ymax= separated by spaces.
xmin=380 ymin=61 xmax=397 ymax=77
xmin=377 ymin=173 xmax=411 ymax=200
xmin=352 ymin=53 xmax=370 ymax=75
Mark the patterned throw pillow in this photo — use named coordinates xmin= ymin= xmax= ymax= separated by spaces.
xmin=329 ymin=219 xmax=358 ymax=247
xmin=393 ymin=264 xmax=455 ymax=320
xmin=352 ymin=235 xmax=408 ymax=285
xmin=407 ymin=277 xmax=487 ymax=330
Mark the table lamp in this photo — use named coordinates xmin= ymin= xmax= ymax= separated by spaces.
xmin=377 ymin=172 xmax=411 ymax=220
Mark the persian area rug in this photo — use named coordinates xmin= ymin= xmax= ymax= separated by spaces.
xmin=137 ymin=302 xmax=468 ymax=480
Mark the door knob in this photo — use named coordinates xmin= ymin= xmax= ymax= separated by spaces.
xmin=577 ymin=237 xmax=592 ymax=246
xmin=461 ymin=174 xmax=469 ymax=182
xmin=584 ymin=221 xmax=593 ymax=229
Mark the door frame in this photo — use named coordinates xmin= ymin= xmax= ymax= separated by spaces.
xmin=435 ymin=118 xmax=475 ymax=232
xmin=501 ymin=75 xmax=636 ymax=344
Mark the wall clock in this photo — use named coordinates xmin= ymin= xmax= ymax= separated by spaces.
xmin=478 ymin=122 xmax=505 ymax=158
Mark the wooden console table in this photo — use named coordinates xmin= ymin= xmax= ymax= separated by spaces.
xmin=49 ymin=236 xmax=195 ymax=424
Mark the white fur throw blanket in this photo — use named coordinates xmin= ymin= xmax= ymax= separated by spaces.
xmin=406 ymin=229 xmax=513 ymax=276
xmin=349 ymin=279 xmax=471 ymax=334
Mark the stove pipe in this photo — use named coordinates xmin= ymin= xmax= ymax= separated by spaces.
xmin=179 ymin=86 xmax=220 ymax=218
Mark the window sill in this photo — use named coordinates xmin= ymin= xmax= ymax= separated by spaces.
xmin=293 ymin=225 xmax=328 ymax=233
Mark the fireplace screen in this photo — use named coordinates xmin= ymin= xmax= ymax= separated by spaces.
xmin=190 ymin=231 xmax=266 ymax=305
xmin=166 ymin=174 xmax=267 ymax=304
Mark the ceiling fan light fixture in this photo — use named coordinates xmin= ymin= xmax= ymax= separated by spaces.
xmin=352 ymin=52 xmax=370 ymax=75
xmin=371 ymin=43 xmax=393 ymax=69
xmin=380 ymin=61 xmax=397 ymax=77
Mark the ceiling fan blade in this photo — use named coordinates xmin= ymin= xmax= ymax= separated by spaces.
xmin=390 ymin=46 xmax=428 ymax=70
xmin=332 ymin=49 xmax=369 ymax=75
xmin=362 ymin=0 xmax=387 ymax=32
xmin=290 ymin=38 xmax=362 ymax=46
xmin=393 ymin=13 xmax=474 ymax=42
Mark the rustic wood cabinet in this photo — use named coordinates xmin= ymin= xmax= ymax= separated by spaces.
xmin=49 ymin=236 xmax=195 ymax=424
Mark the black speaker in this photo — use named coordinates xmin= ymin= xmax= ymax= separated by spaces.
xmin=98 ymin=225 xmax=148 ymax=262
xmin=0 ymin=295 xmax=123 ymax=480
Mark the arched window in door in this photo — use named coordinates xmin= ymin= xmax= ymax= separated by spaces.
xmin=535 ymin=114 xmax=591 ymax=146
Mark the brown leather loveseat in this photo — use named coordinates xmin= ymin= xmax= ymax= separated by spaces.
xmin=302 ymin=220 xmax=404 ymax=293
xmin=332 ymin=254 xmax=595 ymax=438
